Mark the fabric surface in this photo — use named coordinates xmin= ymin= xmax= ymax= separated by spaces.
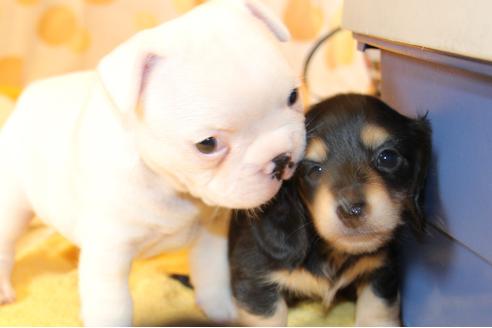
xmin=0 ymin=219 xmax=355 ymax=326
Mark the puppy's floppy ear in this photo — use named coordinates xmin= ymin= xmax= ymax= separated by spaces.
xmin=223 ymin=0 xmax=290 ymax=42
xmin=406 ymin=115 xmax=432 ymax=234
xmin=97 ymin=30 xmax=164 ymax=115
xmin=250 ymin=180 xmax=310 ymax=267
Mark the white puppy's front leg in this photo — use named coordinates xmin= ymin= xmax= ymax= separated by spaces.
xmin=79 ymin=242 xmax=134 ymax=326
xmin=190 ymin=211 xmax=237 ymax=323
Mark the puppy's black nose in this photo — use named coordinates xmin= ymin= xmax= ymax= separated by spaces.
xmin=336 ymin=202 xmax=366 ymax=228
xmin=271 ymin=153 xmax=292 ymax=180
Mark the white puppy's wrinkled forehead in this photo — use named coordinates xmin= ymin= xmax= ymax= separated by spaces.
xmin=142 ymin=52 xmax=297 ymax=134
xmin=154 ymin=0 xmax=298 ymax=97
xmin=139 ymin=0 xmax=299 ymax=135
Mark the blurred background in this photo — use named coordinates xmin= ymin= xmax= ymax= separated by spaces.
xmin=0 ymin=0 xmax=376 ymax=118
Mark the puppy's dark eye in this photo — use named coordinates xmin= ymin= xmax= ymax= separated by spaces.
xmin=307 ymin=164 xmax=323 ymax=181
xmin=377 ymin=149 xmax=401 ymax=170
xmin=196 ymin=137 xmax=217 ymax=154
xmin=288 ymin=88 xmax=298 ymax=106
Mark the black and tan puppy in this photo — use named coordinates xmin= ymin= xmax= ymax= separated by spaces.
xmin=228 ymin=94 xmax=431 ymax=326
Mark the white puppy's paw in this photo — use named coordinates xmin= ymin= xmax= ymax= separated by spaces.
xmin=0 ymin=280 xmax=15 ymax=305
xmin=195 ymin=289 xmax=238 ymax=323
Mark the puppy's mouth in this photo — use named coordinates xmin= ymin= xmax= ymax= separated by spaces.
xmin=338 ymin=230 xmax=388 ymax=241
xmin=334 ymin=227 xmax=393 ymax=248
xmin=327 ymin=228 xmax=392 ymax=254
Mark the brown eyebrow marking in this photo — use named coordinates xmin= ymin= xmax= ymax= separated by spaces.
xmin=305 ymin=138 xmax=329 ymax=162
xmin=361 ymin=124 xmax=390 ymax=148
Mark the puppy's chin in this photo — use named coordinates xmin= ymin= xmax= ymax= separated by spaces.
xmin=327 ymin=231 xmax=392 ymax=255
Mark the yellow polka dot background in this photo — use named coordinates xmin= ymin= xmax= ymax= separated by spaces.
xmin=0 ymin=0 xmax=369 ymax=103
xmin=37 ymin=5 xmax=77 ymax=46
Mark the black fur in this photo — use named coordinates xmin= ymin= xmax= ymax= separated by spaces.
xmin=229 ymin=94 xmax=431 ymax=323
xmin=369 ymin=245 xmax=399 ymax=304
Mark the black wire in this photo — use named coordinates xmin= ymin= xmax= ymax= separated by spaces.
xmin=302 ymin=27 xmax=343 ymax=93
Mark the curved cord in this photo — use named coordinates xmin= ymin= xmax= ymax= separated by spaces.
xmin=302 ymin=27 xmax=342 ymax=95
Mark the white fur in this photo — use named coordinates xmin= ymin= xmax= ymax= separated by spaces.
xmin=356 ymin=284 xmax=400 ymax=326
xmin=0 ymin=0 xmax=305 ymax=325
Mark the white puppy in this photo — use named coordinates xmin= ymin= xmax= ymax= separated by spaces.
xmin=0 ymin=0 xmax=305 ymax=326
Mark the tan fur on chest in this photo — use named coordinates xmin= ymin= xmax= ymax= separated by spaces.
xmin=267 ymin=253 xmax=386 ymax=306
xmin=268 ymin=269 xmax=332 ymax=299
xmin=343 ymin=253 xmax=385 ymax=283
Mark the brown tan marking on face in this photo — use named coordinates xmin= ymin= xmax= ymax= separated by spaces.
xmin=308 ymin=185 xmax=338 ymax=242
xmin=308 ymin=185 xmax=365 ymax=253
xmin=305 ymin=138 xmax=328 ymax=162
xmin=331 ymin=181 xmax=400 ymax=254
xmin=360 ymin=124 xmax=390 ymax=149
xmin=308 ymin=174 xmax=401 ymax=254
xmin=364 ymin=181 xmax=402 ymax=234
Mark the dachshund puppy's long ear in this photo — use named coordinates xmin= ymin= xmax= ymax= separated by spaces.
xmin=406 ymin=115 xmax=432 ymax=235
xmin=250 ymin=179 xmax=310 ymax=267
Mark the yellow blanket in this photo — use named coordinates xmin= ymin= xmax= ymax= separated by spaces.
xmin=0 ymin=91 xmax=355 ymax=326
xmin=0 ymin=221 xmax=355 ymax=326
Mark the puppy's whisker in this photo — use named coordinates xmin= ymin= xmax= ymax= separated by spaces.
xmin=305 ymin=126 xmax=318 ymax=138
xmin=287 ymin=222 xmax=310 ymax=239
xmin=431 ymin=215 xmax=447 ymax=231
xmin=243 ymin=207 xmax=262 ymax=221
xmin=210 ymin=206 xmax=222 ymax=219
